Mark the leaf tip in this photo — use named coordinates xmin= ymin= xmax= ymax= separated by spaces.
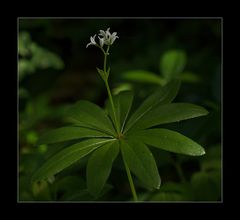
xmin=192 ymin=146 xmax=206 ymax=156
xmin=202 ymin=108 xmax=209 ymax=116
xmin=200 ymin=148 xmax=206 ymax=156
xmin=156 ymin=180 xmax=161 ymax=190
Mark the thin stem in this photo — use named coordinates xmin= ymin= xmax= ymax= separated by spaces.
xmin=103 ymin=46 xmax=110 ymax=73
xmin=103 ymin=45 xmax=120 ymax=135
xmin=105 ymin=80 xmax=120 ymax=134
xmin=95 ymin=44 xmax=105 ymax=54
xmin=122 ymin=155 xmax=138 ymax=202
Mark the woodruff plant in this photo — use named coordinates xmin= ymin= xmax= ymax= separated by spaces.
xmin=32 ymin=28 xmax=208 ymax=201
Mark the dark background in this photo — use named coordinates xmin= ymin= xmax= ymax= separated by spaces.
xmin=18 ymin=18 xmax=221 ymax=202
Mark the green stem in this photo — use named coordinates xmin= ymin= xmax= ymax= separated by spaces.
xmin=105 ymin=80 xmax=120 ymax=134
xmin=103 ymin=46 xmax=120 ymax=135
xmin=103 ymin=48 xmax=108 ymax=73
xmin=121 ymin=149 xmax=138 ymax=202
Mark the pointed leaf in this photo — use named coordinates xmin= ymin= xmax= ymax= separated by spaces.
xmin=32 ymin=138 xmax=115 ymax=182
xmin=127 ymin=128 xmax=205 ymax=156
xmin=96 ymin=67 xmax=105 ymax=80
xmin=127 ymin=103 xmax=209 ymax=132
xmin=124 ymin=80 xmax=180 ymax=133
xmin=160 ymin=50 xmax=187 ymax=81
xmin=106 ymin=91 xmax=134 ymax=132
xmin=121 ymin=70 xmax=166 ymax=85
xmin=67 ymin=100 xmax=116 ymax=136
xmin=37 ymin=126 xmax=113 ymax=145
xmin=106 ymin=67 xmax=110 ymax=78
xmin=87 ymin=140 xmax=119 ymax=196
xmin=120 ymin=139 xmax=160 ymax=189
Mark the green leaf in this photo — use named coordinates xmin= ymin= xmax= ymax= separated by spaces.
xmin=87 ymin=140 xmax=119 ymax=196
xmin=106 ymin=91 xmax=134 ymax=132
xmin=150 ymin=192 xmax=184 ymax=201
xmin=160 ymin=50 xmax=187 ymax=81
xmin=191 ymin=170 xmax=221 ymax=201
xmin=120 ymin=139 xmax=160 ymax=189
xmin=96 ymin=67 xmax=105 ymax=80
xmin=32 ymin=180 xmax=52 ymax=201
xmin=37 ymin=126 xmax=113 ymax=145
xmin=128 ymin=129 xmax=205 ymax=156
xmin=113 ymin=83 xmax=132 ymax=95
xmin=200 ymin=145 xmax=221 ymax=172
xmin=121 ymin=70 xmax=166 ymax=85
xmin=180 ymin=72 xmax=201 ymax=83
xmin=61 ymin=189 xmax=93 ymax=201
xmin=124 ymin=80 xmax=180 ymax=133
xmin=67 ymin=100 xmax=116 ymax=136
xmin=31 ymin=138 xmax=115 ymax=182
xmin=127 ymin=103 xmax=209 ymax=132
xmin=148 ymin=182 xmax=194 ymax=201
xmin=148 ymin=181 xmax=193 ymax=201
xmin=61 ymin=184 xmax=113 ymax=201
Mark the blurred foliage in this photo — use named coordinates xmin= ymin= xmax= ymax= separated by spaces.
xmin=18 ymin=18 xmax=221 ymax=202
xmin=18 ymin=32 xmax=64 ymax=81
xmin=18 ymin=31 xmax=65 ymax=101
xmin=119 ymin=49 xmax=200 ymax=90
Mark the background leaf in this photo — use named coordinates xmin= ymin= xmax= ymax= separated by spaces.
xmin=148 ymin=182 xmax=193 ymax=201
xmin=160 ymin=50 xmax=186 ymax=81
xmin=87 ymin=140 xmax=119 ymax=196
xmin=128 ymin=129 xmax=205 ymax=156
xmin=191 ymin=170 xmax=221 ymax=201
xmin=121 ymin=70 xmax=166 ymax=85
xmin=51 ymin=175 xmax=86 ymax=200
xmin=120 ymin=139 xmax=160 ymax=189
xmin=180 ymin=72 xmax=201 ymax=83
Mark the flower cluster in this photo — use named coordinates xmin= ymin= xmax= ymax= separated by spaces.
xmin=86 ymin=28 xmax=119 ymax=49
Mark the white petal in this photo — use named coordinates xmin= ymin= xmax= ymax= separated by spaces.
xmin=86 ymin=42 xmax=92 ymax=48
xmin=90 ymin=34 xmax=96 ymax=44
xmin=99 ymin=30 xmax=106 ymax=37
xmin=110 ymin=35 xmax=119 ymax=44
xmin=106 ymin=28 xmax=111 ymax=38
xmin=98 ymin=36 xmax=104 ymax=47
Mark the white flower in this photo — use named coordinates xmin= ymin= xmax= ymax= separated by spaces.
xmin=99 ymin=28 xmax=110 ymax=39
xmin=98 ymin=28 xmax=119 ymax=46
xmin=109 ymin=32 xmax=119 ymax=44
xmin=86 ymin=34 xmax=97 ymax=48
xmin=86 ymin=28 xmax=119 ymax=49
